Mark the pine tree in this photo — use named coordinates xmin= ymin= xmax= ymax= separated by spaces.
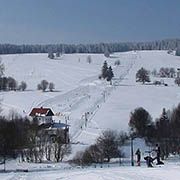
xmin=101 ymin=61 xmax=108 ymax=79
xmin=156 ymin=108 xmax=170 ymax=138
xmin=107 ymin=66 xmax=114 ymax=83
xmin=155 ymin=108 xmax=170 ymax=158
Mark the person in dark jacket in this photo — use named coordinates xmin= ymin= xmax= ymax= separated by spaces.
xmin=144 ymin=156 xmax=154 ymax=167
xmin=154 ymin=144 xmax=164 ymax=165
xmin=135 ymin=148 xmax=141 ymax=166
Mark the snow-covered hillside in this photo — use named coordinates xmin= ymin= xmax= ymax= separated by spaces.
xmin=1 ymin=51 xmax=180 ymax=145
xmin=0 ymin=159 xmax=180 ymax=180
xmin=1 ymin=51 xmax=180 ymax=179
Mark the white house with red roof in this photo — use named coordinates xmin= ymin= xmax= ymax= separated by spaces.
xmin=29 ymin=107 xmax=54 ymax=125
xmin=29 ymin=107 xmax=70 ymax=143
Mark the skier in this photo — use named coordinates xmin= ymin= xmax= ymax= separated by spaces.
xmin=135 ymin=148 xmax=141 ymax=166
xmin=144 ymin=156 xmax=154 ymax=167
xmin=154 ymin=144 xmax=164 ymax=165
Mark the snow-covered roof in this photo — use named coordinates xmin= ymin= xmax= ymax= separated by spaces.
xmin=29 ymin=107 xmax=54 ymax=116
xmin=51 ymin=122 xmax=69 ymax=129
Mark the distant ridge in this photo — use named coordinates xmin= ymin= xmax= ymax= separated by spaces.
xmin=0 ymin=39 xmax=180 ymax=55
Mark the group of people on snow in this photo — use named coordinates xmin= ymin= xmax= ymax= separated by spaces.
xmin=135 ymin=144 xmax=164 ymax=167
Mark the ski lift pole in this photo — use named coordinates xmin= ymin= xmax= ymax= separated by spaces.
xmin=85 ymin=112 xmax=87 ymax=127
xmin=3 ymin=154 xmax=6 ymax=172
xmin=130 ymin=136 xmax=134 ymax=166
xmin=177 ymin=68 xmax=180 ymax=78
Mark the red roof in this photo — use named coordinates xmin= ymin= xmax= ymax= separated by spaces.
xmin=29 ymin=107 xmax=54 ymax=116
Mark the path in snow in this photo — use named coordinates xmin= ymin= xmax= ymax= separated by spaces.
xmin=2 ymin=161 xmax=180 ymax=180
xmin=35 ymin=52 xmax=136 ymax=144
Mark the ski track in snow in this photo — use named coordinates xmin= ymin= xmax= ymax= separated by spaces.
xmin=3 ymin=163 xmax=180 ymax=180
xmin=1 ymin=51 xmax=180 ymax=179
xmin=6 ymin=174 xmax=27 ymax=180
xmin=34 ymin=53 xmax=135 ymax=144
xmin=3 ymin=51 xmax=180 ymax=146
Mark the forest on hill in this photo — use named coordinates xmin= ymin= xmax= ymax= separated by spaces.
xmin=0 ymin=39 xmax=180 ymax=55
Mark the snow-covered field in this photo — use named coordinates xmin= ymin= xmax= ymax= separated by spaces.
xmin=1 ymin=51 xmax=180 ymax=179
xmin=0 ymin=159 xmax=180 ymax=180
xmin=1 ymin=51 xmax=180 ymax=143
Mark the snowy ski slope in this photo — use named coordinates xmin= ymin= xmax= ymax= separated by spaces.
xmin=1 ymin=51 xmax=180 ymax=179
xmin=1 ymin=51 xmax=180 ymax=145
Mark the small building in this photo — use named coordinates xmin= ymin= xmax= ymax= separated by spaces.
xmin=29 ymin=107 xmax=54 ymax=125
xmin=29 ymin=107 xmax=70 ymax=144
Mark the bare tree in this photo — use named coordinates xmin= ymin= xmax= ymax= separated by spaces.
xmin=48 ymin=52 xmax=55 ymax=59
xmin=136 ymin=67 xmax=150 ymax=84
xmin=87 ymin=55 xmax=92 ymax=64
xmin=114 ymin=60 xmax=121 ymax=66
xmin=0 ymin=58 xmax=5 ymax=77
xmin=45 ymin=141 xmax=52 ymax=161
xmin=39 ymin=80 xmax=49 ymax=92
xmin=104 ymin=47 xmax=110 ymax=58
xmin=7 ymin=77 xmax=17 ymax=90
xmin=54 ymin=130 xmax=71 ymax=162
xmin=151 ymin=68 xmax=157 ymax=77
xmin=72 ymin=130 xmax=126 ymax=166
xmin=158 ymin=67 xmax=176 ymax=78
xmin=19 ymin=81 xmax=27 ymax=91
xmin=96 ymin=130 xmax=119 ymax=162
xmin=37 ymin=84 xmax=42 ymax=90
xmin=169 ymin=68 xmax=176 ymax=78
xmin=56 ymin=51 xmax=61 ymax=58
xmin=175 ymin=77 xmax=180 ymax=86
xmin=85 ymin=144 xmax=103 ymax=164
xmin=49 ymin=82 xmax=55 ymax=92
xmin=8 ymin=109 xmax=21 ymax=120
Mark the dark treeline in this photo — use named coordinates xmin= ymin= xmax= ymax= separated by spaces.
xmin=0 ymin=77 xmax=27 ymax=91
xmin=0 ymin=116 xmax=71 ymax=169
xmin=1 ymin=39 xmax=180 ymax=55
xmin=129 ymin=105 xmax=180 ymax=159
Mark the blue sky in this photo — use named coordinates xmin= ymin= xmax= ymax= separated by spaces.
xmin=0 ymin=0 xmax=180 ymax=44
